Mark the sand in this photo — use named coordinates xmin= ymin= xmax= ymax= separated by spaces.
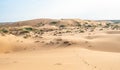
xmin=0 ymin=19 xmax=120 ymax=70
xmin=0 ymin=47 xmax=120 ymax=70
xmin=0 ymin=31 xmax=120 ymax=70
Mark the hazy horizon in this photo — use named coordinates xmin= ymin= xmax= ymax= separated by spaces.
xmin=1 ymin=0 xmax=120 ymax=22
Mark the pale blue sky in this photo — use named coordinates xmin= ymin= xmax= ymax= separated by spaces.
xmin=0 ymin=0 xmax=120 ymax=22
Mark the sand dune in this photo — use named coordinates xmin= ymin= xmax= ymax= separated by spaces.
xmin=0 ymin=19 xmax=120 ymax=70
xmin=83 ymin=34 xmax=120 ymax=52
xmin=1 ymin=47 xmax=120 ymax=70
xmin=105 ymin=30 xmax=120 ymax=34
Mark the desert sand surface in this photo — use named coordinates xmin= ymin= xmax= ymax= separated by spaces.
xmin=0 ymin=19 xmax=120 ymax=70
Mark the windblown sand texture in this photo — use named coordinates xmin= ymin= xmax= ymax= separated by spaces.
xmin=0 ymin=19 xmax=120 ymax=70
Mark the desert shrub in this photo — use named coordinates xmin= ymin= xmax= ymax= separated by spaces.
xmin=66 ymin=30 xmax=71 ymax=33
xmin=19 ymin=30 xmax=29 ymax=35
xmin=99 ymin=28 xmax=103 ymax=31
xmin=59 ymin=25 xmax=65 ymax=28
xmin=63 ymin=41 xmax=72 ymax=46
xmin=84 ymin=22 xmax=92 ymax=26
xmin=87 ymin=24 xmax=92 ymax=27
xmin=34 ymin=40 xmax=40 ymax=43
xmin=36 ymin=22 xmax=44 ymax=27
xmin=79 ymin=30 xmax=84 ymax=33
xmin=24 ymin=27 xmax=33 ymax=31
xmin=0 ymin=28 xmax=8 ymax=33
xmin=23 ymin=34 xmax=31 ymax=39
xmin=104 ymin=23 xmax=111 ymax=28
xmin=85 ymin=22 xmax=88 ymax=24
xmin=55 ymin=38 xmax=62 ymax=41
xmin=76 ymin=23 xmax=81 ymax=27
xmin=106 ymin=23 xmax=111 ymax=26
xmin=18 ymin=27 xmax=33 ymax=35
xmin=49 ymin=21 xmax=58 ymax=25
xmin=34 ymin=29 xmax=44 ymax=35
xmin=98 ymin=23 xmax=102 ymax=26
xmin=39 ymin=29 xmax=44 ymax=32
xmin=23 ymin=35 xmax=27 ymax=39
xmin=112 ymin=25 xmax=120 ymax=30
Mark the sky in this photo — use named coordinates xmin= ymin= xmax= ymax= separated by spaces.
xmin=0 ymin=0 xmax=120 ymax=22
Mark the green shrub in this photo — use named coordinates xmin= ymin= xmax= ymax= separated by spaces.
xmin=59 ymin=25 xmax=65 ymax=28
xmin=79 ymin=30 xmax=84 ymax=33
xmin=0 ymin=28 xmax=8 ymax=33
xmin=24 ymin=27 xmax=33 ymax=31
xmin=76 ymin=23 xmax=81 ymax=27
xmin=19 ymin=30 xmax=29 ymax=35
xmin=49 ymin=21 xmax=58 ymax=25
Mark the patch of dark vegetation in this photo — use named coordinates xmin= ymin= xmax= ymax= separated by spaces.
xmin=24 ymin=27 xmax=33 ymax=31
xmin=62 ymin=41 xmax=72 ymax=46
xmin=49 ymin=21 xmax=58 ymax=25
xmin=36 ymin=22 xmax=45 ymax=27
xmin=0 ymin=28 xmax=8 ymax=33
xmin=59 ymin=25 xmax=65 ymax=28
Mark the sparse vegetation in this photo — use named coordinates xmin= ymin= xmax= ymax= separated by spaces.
xmin=76 ymin=23 xmax=81 ymax=27
xmin=59 ymin=25 xmax=65 ymax=28
xmin=0 ymin=28 xmax=9 ymax=33
xmin=112 ymin=25 xmax=120 ymax=30
xmin=24 ymin=27 xmax=33 ymax=31
xmin=62 ymin=41 xmax=72 ymax=46
xmin=49 ymin=21 xmax=58 ymax=25
xmin=0 ymin=19 xmax=120 ymax=38
xmin=36 ymin=22 xmax=44 ymax=27
xmin=19 ymin=30 xmax=29 ymax=35
xmin=79 ymin=30 xmax=84 ymax=33
xmin=0 ymin=19 xmax=120 ymax=70
xmin=103 ymin=23 xmax=111 ymax=28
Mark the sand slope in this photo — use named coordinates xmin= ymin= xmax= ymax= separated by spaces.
xmin=0 ymin=31 xmax=120 ymax=70
xmin=0 ymin=48 xmax=120 ymax=70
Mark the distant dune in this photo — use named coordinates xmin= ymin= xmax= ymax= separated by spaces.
xmin=0 ymin=18 xmax=106 ymax=27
